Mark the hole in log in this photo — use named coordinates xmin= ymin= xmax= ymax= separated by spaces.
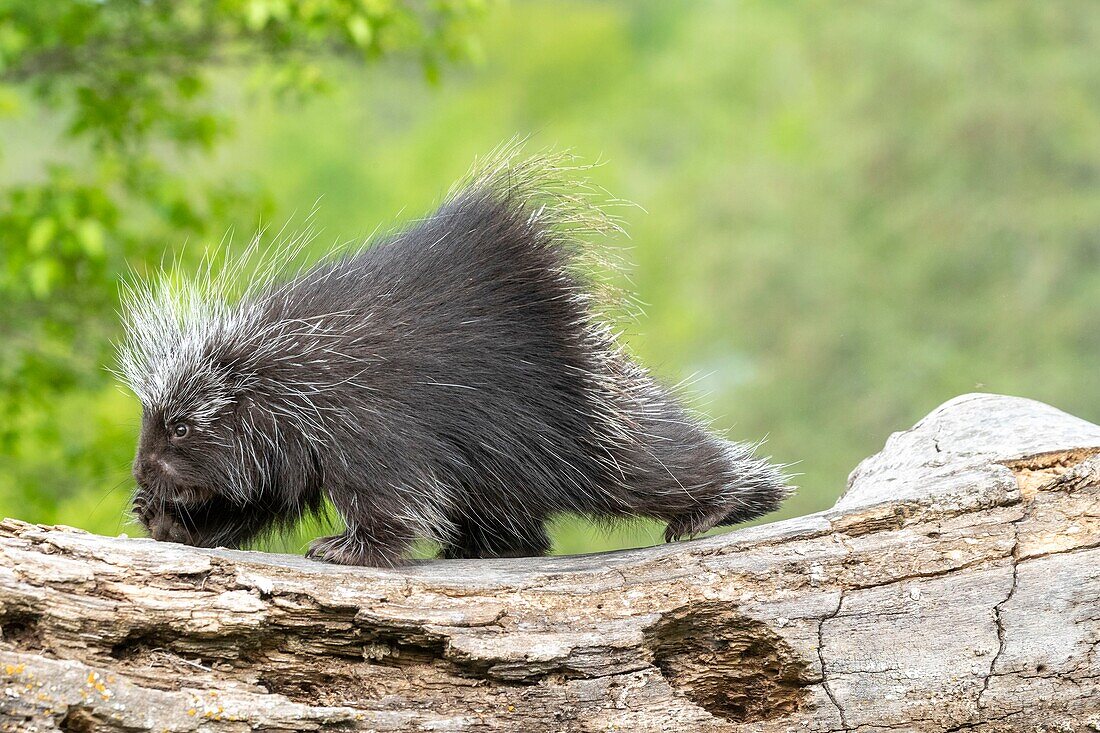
xmin=645 ymin=602 xmax=810 ymax=722
xmin=0 ymin=611 xmax=42 ymax=651
xmin=109 ymin=631 xmax=153 ymax=661
xmin=59 ymin=706 xmax=97 ymax=733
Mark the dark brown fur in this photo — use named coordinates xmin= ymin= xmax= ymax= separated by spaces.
xmin=125 ymin=171 xmax=790 ymax=566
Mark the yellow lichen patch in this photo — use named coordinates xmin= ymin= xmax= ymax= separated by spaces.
xmin=183 ymin=691 xmax=226 ymax=720
xmin=4 ymin=663 xmax=26 ymax=676
xmin=82 ymin=670 xmax=112 ymax=700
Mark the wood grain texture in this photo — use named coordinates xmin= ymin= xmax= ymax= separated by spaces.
xmin=2 ymin=393 xmax=1099 ymax=732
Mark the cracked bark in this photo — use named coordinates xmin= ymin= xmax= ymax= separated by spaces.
xmin=2 ymin=393 xmax=1100 ymax=732
xmin=975 ymin=509 xmax=1020 ymax=712
xmin=817 ymin=590 xmax=847 ymax=729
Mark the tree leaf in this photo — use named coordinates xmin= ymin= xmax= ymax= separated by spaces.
xmin=27 ymin=218 xmax=57 ymax=254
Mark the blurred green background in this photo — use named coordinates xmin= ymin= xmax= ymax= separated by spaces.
xmin=2 ymin=1 xmax=1099 ymax=556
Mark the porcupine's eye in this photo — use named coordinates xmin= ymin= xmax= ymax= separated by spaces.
xmin=170 ymin=422 xmax=190 ymax=440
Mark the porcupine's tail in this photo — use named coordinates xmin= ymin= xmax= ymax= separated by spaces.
xmin=586 ymin=351 xmax=792 ymax=542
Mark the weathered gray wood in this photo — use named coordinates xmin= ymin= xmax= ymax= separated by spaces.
xmin=2 ymin=393 xmax=1099 ymax=732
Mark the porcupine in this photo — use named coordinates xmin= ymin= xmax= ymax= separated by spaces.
xmin=117 ymin=148 xmax=791 ymax=567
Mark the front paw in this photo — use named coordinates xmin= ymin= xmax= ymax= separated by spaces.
xmin=150 ymin=512 xmax=191 ymax=543
xmin=132 ymin=492 xmax=156 ymax=529
xmin=307 ymin=532 xmax=402 ymax=567
xmin=133 ymin=499 xmax=190 ymax=544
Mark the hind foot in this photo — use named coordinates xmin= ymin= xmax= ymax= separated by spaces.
xmin=664 ymin=508 xmax=730 ymax=543
xmin=307 ymin=530 xmax=409 ymax=567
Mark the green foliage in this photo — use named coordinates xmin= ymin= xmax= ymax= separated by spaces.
xmin=0 ymin=0 xmax=488 ymax=534
xmin=3 ymin=0 xmax=1100 ymax=555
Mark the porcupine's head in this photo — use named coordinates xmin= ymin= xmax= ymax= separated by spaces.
xmin=114 ymin=244 xmax=329 ymax=544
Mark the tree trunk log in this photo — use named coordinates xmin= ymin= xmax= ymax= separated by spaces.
xmin=2 ymin=393 xmax=1099 ymax=732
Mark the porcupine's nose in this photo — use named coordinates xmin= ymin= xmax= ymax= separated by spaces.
xmin=132 ymin=457 xmax=152 ymax=485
